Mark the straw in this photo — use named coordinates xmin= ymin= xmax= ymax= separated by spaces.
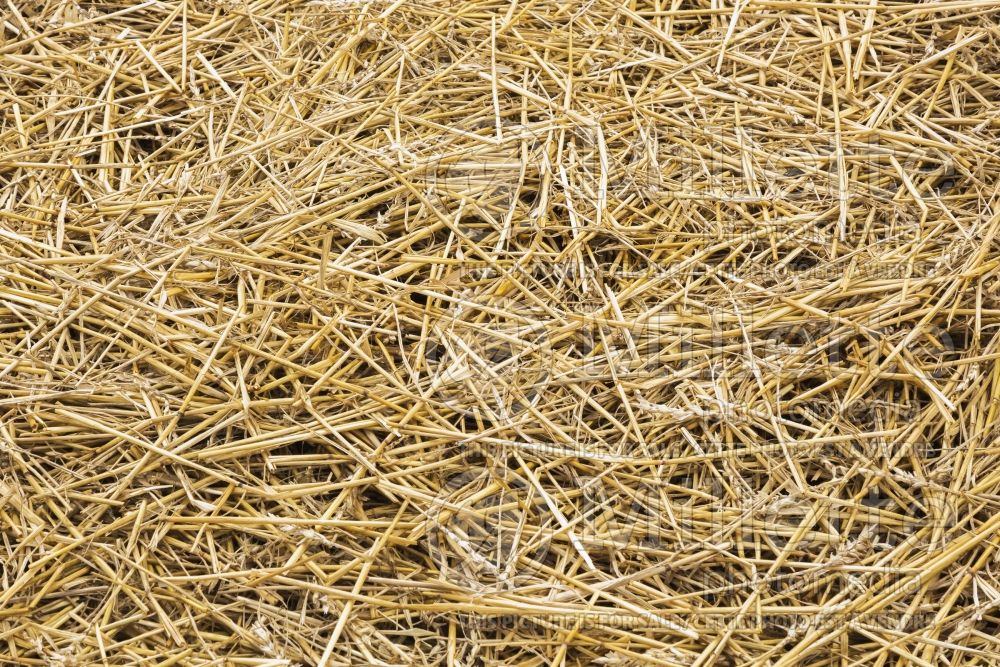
xmin=2 ymin=0 xmax=1000 ymax=665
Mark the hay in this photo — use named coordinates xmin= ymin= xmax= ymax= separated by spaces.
xmin=2 ymin=0 xmax=1000 ymax=664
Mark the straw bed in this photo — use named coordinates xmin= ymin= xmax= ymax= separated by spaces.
xmin=3 ymin=0 xmax=1000 ymax=665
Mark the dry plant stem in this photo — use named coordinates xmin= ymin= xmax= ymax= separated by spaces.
xmin=2 ymin=0 xmax=1000 ymax=665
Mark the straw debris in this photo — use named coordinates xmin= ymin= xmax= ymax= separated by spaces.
xmin=3 ymin=0 xmax=1000 ymax=664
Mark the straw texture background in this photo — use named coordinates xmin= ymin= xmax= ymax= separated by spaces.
xmin=2 ymin=0 xmax=1000 ymax=665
